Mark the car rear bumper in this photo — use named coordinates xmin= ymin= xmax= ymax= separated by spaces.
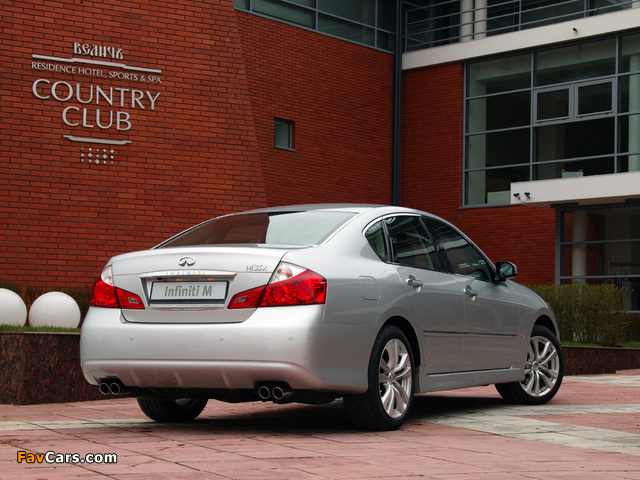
xmin=80 ymin=305 xmax=371 ymax=394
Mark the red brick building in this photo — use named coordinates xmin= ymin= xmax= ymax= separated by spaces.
xmin=3 ymin=1 xmax=640 ymax=307
xmin=1 ymin=1 xmax=393 ymax=288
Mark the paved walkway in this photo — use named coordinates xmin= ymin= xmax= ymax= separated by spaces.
xmin=1 ymin=371 xmax=639 ymax=479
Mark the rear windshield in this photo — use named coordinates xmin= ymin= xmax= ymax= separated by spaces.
xmin=158 ymin=211 xmax=356 ymax=248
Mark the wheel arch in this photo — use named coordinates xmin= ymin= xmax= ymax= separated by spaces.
xmin=382 ymin=316 xmax=421 ymax=372
xmin=534 ymin=315 xmax=559 ymax=339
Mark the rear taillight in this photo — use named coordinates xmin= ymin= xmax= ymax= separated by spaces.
xmin=228 ymin=262 xmax=326 ymax=309
xmin=90 ymin=266 xmax=145 ymax=310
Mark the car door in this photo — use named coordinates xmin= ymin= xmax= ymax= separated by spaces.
xmin=424 ymin=218 xmax=521 ymax=372
xmin=379 ymin=215 xmax=466 ymax=374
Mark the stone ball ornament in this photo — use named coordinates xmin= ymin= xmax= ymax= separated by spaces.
xmin=0 ymin=288 xmax=28 ymax=326
xmin=29 ymin=291 xmax=81 ymax=328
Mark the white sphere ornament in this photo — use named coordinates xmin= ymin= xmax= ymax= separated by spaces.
xmin=29 ymin=291 xmax=81 ymax=328
xmin=0 ymin=288 xmax=28 ymax=326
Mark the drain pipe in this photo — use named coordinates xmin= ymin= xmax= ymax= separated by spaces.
xmin=391 ymin=0 xmax=403 ymax=206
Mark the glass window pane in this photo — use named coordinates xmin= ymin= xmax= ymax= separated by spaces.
xmin=365 ymin=221 xmax=388 ymax=262
xmin=617 ymin=114 xmax=640 ymax=172
xmin=536 ymin=38 xmax=616 ymax=86
xmin=521 ymin=0 xmax=584 ymax=30
xmin=584 ymin=205 xmax=640 ymax=242
xmin=318 ymin=0 xmax=375 ymax=25
xmin=577 ymin=82 xmax=612 ymax=116
xmin=559 ymin=205 xmax=640 ymax=309
xmin=233 ymin=0 xmax=249 ymax=9
xmin=318 ymin=14 xmax=374 ymax=45
xmin=289 ymin=0 xmax=315 ymax=6
xmin=536 ymin=89 xmax=570 ymax=121
xmin=377 ymin=0 xmax=396 ymax=31
xmin=467 ymin=54 xmax=531 ymax=96
xmin=619 ymin=74 xmax=640 ymax=113
xmin=377 ymin=30 xmax=393 ymax=51
xmin=385 ymin=216 xmax=442 ymax=271
xmin=425 ymin=219 xmax=492 ymax=281
xmin=252 ymin=0 xmax=315 ymax=28
xmin=467 ymin=129 xmax=530 ymax=168
xmin=466 ymin=166 xmax=530 ymax=205
xmin=487 ymin=0 xmax=518 ymax=36
xmin=593 ymin=0 xmax=635 ymax=14
xmin=620 ymin=32 xmax=640 ymax=73
xmin=467 ymin=91 xmax=531 ymax=132
xmin=535 ymin=157 xmax=615 ymax=180
xmin=535 ymin=118 xmax=614 ymax=162
xmin=275 ymin=119 xmax=293 ymax=149
xmin=160 ymin=211 xmax=356 ymax=247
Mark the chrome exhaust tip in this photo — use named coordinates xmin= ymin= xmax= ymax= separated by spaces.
xmin=99 ymin=382 xmax=111 ymax=395
xmin=272 ymin=385 xmax=293 ymax=401
xmin=109 ymin=382 xmax=121 ymax=395
xmin=257 ymin=385 xmax=271 ymax=401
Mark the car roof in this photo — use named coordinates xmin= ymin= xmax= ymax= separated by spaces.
xmin=233 ymin=204 xmax=385 ymax=214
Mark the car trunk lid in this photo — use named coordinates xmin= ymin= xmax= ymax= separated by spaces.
xmin=109 ymin=245 xmax=294 ymax=323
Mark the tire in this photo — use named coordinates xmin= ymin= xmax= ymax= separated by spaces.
xmin=344 ymin=325 xmax=415 ymax=431
xmin=137 ymin=397 xmax=208 ymax=423
xmin=496 ymin=325 xmax=564 ymax=405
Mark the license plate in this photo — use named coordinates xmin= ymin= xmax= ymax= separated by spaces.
xmin=150 ymin=281 xmax=227 ymax=303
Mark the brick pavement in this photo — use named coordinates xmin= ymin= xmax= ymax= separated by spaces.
xmin=1 ymin=371 xmax=639 ymax=479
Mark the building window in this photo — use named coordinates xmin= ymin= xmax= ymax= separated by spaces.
xmin=559 ymin=204 xmax=640 ymax=311
xmin=274 ymin=118 xmax=293 ymax=149
xmin=234 ymin=0 xmax=396 ymax=52
xmin=464 ymin=33 xmax=640 ymax=206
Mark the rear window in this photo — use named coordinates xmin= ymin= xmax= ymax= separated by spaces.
xmin=158 ymin=211 xmax=356 ymax=248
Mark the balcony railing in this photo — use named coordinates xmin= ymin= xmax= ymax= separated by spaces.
xmin=404 ymin=0 xmax=640 ymax=51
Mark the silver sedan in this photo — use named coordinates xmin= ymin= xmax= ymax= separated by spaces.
xmin=81 ymin=204 xmax=563 ymax=430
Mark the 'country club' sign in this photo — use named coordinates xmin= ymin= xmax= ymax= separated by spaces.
xmin=30 ymin=42 xmax=162 ymax=146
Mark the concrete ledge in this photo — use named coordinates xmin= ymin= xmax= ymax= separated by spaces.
xmin=563 ymin=345 xmax=640 ymax=375
xmin=0 ymin=332 xmax=102 ymax=405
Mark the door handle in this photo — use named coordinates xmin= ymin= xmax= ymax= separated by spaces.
xmin=464 ymin=285 xmax=478 ymax=298
xmin=406 ymin=276 xmax=424 ymax=287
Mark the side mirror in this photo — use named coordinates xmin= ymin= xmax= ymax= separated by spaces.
xmin=495 ymin=261 xmax=517 ymax=282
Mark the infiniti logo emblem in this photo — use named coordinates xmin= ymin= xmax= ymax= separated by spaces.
xmin=178 ymin=257 xmax=196 ymax=267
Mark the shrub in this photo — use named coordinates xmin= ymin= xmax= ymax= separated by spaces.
xmin=528 ymin=283 xmax=630 ymax=346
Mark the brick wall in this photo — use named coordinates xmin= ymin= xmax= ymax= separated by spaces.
xmin=1 ymin=2 xmax=554 ymax=289
xmin=401 ymin=63 xmax=556 ymax=285
xmin=236 ymin=12 xmax=394 ymax=206
xmin=1 ymin=2 xmax=394 ymax=289
xmin=1 ymin=0 xmax=269 ymax=287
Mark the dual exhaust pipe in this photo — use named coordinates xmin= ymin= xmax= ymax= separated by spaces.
xmin=100 ymin=379 xmax=294 ymax=401
xmin=257 ymin=382 xmax=293 ymax=402
xmin=99 ymin=379 xmax=125 ymax=396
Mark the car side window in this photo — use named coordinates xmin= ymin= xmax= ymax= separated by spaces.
xmin=364 ymin=221 xmax=389 ymax=261
xmin=385 ymin=216 xmax=441 ymax=271
xmin=425 ymin=218 xmax=492 ymax=281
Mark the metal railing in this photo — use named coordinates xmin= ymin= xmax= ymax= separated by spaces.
xmin=404 ymin=0 xmax=640 ymax=51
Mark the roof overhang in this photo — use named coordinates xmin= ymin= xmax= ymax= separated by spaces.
xmin=511 ymin=172 xmax=640 ymax=208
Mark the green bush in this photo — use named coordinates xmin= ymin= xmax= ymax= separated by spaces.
xmin=529 ymin=283 xmax=630 ymax=346
xmin=622 ymin=312 xmax=640 ymax=344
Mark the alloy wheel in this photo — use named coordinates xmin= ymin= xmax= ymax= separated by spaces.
xmin=378 ymin=338 xmax=413 ymax=418
xmin=521 ymin=334 xmax=561 ymax=397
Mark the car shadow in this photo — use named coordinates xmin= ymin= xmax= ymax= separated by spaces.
xmin=132 ymin=393 xmax=509 ymax=434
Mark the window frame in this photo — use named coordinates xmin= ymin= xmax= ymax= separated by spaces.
xmin=463 ymin=33 xmax=637 ymax=207
xmin=363 ymin=214 xmax=498 ymax=283
xmin=423 ymin=216 xmax=496 ymax=283
xmin=274 ymin=118 xmax=294 ymax=150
